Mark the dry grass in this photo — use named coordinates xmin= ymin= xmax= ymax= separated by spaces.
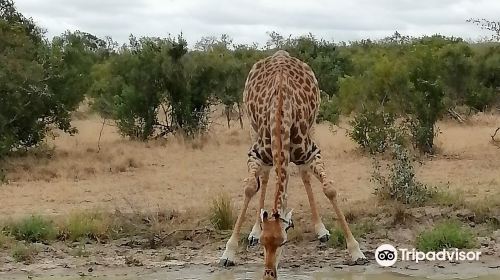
xmin=286 ymin=226 xmax=304 ymax=243
xmin=59 ymin=211 xmax=114 ymax=242
xmin=0 ymin=207 xmax=208 ymax=252
xmin=0 ymin=110 xmax=498 ymax=226
xmin=209 ymin=193 xmax=235 ymax=230
xmin=0 ymin=231 xmax=14 ymax=249
xmin=391 ymin=203 xmax=412 ymax=225
xmin=430 ymin=188 xmax=500 ymax=224
xmin=343 ymin=201 xmax=374 ymax=223
xmin=11 ymin=242 xmax=39 ymax=263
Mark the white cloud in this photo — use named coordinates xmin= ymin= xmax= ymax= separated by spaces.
xmin=13 ymin=0 xmax=499 ymax=45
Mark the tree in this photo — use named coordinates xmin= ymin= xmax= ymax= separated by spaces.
xmin=467 ymin=18 xmax=500 ymax=41
xmin=46 ymin=31 xmax=106 ymax=113
xmin=0 ymin=0 xmax=80 ymax=158
xmin=90 ymin=34 xmax=219 ymax=139
xmin=404 ymin=46 xmax=445 ymax=154
xmin=437 ymin=42 xmax=473 ymax=106
xmin=90 ymin=36 xmax=173 ymax=139
xmin=468 ymin=44 xmax=500 ymax=111
xmin=285 ymin=34 xmax=349 ymax=96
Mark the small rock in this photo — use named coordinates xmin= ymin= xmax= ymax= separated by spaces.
xmin=484 ymin=250 xmax=494 ymax=256
xmin=454 ymin=209 xmax=475 ymax=221
xmin=317 ymin=243 xmax=328 ymax=250
xmin=492 ymin=230 xmax=500 ymax=241
xmin=477 ymin=237 xmax=491 ymax=247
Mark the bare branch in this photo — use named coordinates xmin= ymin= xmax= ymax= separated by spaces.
xmin=447 ymin=108 xmax=465 ymax=124
xmin=97 ymin=118 xmax=106 ymax=153
xmin=491 ymin=127 xmax=500 ymax=143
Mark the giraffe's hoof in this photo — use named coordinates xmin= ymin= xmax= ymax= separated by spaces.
xmin=343 ymin=257 xmax=369 ymax=266
xmin=318 ymin=233 xmax=330 ymax=243
xmin=219 ymin=258 xmax=235 ymax=267
xmin=247 ymin=236 xmax=260 ymax=247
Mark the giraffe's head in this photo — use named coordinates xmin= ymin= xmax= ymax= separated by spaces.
xmin=260 ymin=209 xmax=293 ymax=280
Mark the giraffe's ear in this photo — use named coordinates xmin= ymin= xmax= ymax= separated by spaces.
xmin=260 ymin=209 xmax=269 ymax=222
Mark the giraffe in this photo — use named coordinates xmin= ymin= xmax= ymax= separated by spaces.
xmin=220 ymin=50 xmax=367 ymax=278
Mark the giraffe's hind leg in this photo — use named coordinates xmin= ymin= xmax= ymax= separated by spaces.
xmin=308 ymin=153 xmax=368 ymax=264
xmin=298 ymin=166 xmax=330 ymax=242
xmin=220 ymin=157 xmax=262 ymax=267
xmin=248 ymin=167 xmax=271 ymax=246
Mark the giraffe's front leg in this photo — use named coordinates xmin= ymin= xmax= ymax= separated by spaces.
xmin=248 ymin=167 xmax=270 ymax=246
xmin=308 ymin=154 xmax=368 ymax=264
xmin=298 ymin=166 xmax=330 ymax=242
xmin=220 ymin=159 xmax=262 ymax=267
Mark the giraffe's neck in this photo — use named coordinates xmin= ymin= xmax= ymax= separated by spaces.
xmin=272 ymin=67 xmax=287 ymax=216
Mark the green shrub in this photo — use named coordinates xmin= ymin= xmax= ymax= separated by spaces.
xmin=404 ymin=48 xmax=445 ymax=154
xmin=317 ymin=96 xmax=340 ymax=124
xmin=466 ymin=85 xmax=497 ymax=112
xmin=328 ymin=227 xmax=346 ymax=249
xmin=416 ymin=220 xmax=476 ymax=252
xmin=0 ymin=2 xmax=100 ymax=160
xmin=91 ymin=36 xmax=214 ymax=140
xmin=349 ymin=109 xmax=403 ymax=154
xmin=372 ymin=144 xmax=435 ymax=205
xmin=209 ymin=193 xmax=235 ymax=230
xmin=61 ymin=212 xmax=111 ymax=242
xmin=9 ymin=215 xmax=56 ymax=243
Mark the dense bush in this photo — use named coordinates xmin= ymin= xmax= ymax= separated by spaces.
xmin=317 ymin=95 xmax=340 ymax=124
xmin=90 ymin=35 xmax=241 ymax=138
xmin=0 ymin=2 xmax=64 ymax=157
xmin=0 ymin=0 xmax=102 ymax=159
xmin=349 ymin=109 xmax=402 ymax=154
xmin=91 ymin=36 xmax=175 ymax=139
xmin=404 ymin=46 xmax=445 ymax=154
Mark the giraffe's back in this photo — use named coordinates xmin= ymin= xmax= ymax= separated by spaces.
xmin=243 ymin=51 xmax=321 ymax=166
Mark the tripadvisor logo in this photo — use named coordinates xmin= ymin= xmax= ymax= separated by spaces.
xmin=375 ymin=244 xmax=481 ymax=267
xmin=375 ymin=244 xmax=398 ymax=267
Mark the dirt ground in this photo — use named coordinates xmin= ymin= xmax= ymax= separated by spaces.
xmin=0 ymin=111 xmax=499 ymax=279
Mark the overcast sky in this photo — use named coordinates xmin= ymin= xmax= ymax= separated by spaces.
xmin=14 ymin=0 xmax=500 ymax=46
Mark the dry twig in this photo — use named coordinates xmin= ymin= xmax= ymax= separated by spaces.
xmin=491 ymin=127 xmax=500 ymax=143
xmin=447 ymin=108 xmax=465 ymax=124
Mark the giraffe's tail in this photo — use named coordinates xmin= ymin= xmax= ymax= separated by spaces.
xmin=271 ymin=69 xmax=292 ymax=215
